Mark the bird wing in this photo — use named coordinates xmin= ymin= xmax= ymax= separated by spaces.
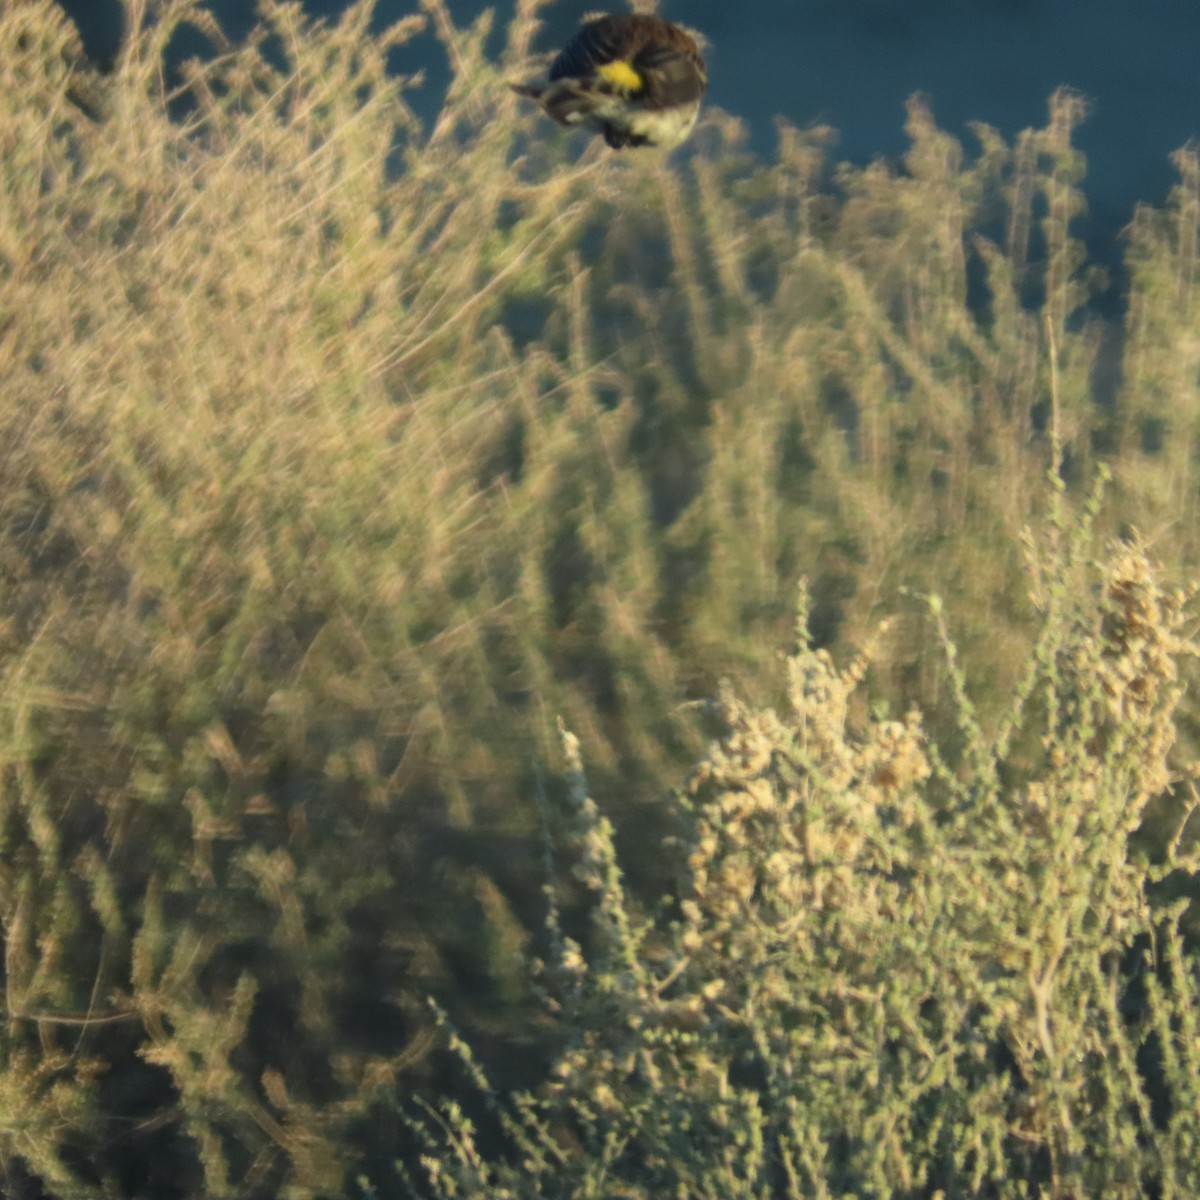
xmin=631 ymin=42 xmax=707 ymax=108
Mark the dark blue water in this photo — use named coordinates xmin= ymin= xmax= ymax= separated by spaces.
xmin=60 ymin=0 xmax=1200 ymax=262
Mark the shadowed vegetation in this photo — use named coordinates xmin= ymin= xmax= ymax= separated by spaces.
xmin=408 ymin=528 xmax=1200 ymax=1198
xmin=0 ymin=0 xmax=1198 ymax=1196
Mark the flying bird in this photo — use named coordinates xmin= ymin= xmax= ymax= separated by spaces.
xmin=509 ymin=13 xmax=707 ymax=150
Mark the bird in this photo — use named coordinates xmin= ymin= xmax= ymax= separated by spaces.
xmin=509 ymin=13 xmax=707 ymax=151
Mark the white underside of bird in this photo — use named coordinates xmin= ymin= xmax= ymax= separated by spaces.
xmin=559 ymin=92 xmax=701 ymax=149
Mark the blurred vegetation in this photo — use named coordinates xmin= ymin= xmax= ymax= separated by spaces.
xmin=409 ymin=528 xmax=1200 ymax=1198
xmin=0 ymin=0 xmax=1197 ymax=1196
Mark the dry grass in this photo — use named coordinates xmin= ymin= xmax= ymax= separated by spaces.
xmin=412 ymin=529 xmax=1200 ymax=1198
xmin=0 ymin=0 xmax=1198 ymax=1195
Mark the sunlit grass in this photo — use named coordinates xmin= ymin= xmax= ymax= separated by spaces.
xmin=409 ymin=525 xmax=1200 ymax=1198
xmin=0 ymin=0 xmax=1198 ymax=1195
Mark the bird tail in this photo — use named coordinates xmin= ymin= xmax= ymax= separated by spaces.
xmin=513 ymin=78 xmax=609 ymax=127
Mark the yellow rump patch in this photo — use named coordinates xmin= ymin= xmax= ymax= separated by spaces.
xmin=595 ymin=60 xmax=643 ymax=92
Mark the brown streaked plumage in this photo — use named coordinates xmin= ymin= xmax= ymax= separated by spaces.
xmin=509 ymin=14 xmax=707 ymax=150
